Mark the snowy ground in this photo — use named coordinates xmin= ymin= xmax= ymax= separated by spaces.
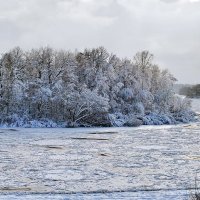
xmin=0 ymin=99 xmax=199 ymax=199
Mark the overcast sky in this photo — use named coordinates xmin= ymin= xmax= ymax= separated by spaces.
xmin=0 ymin=0 xmax=199 ymax=84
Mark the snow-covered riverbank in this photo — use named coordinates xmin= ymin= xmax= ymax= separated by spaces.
xmin=0 ymin=123 xmax=200 ymax=199
xmin=0 ymin=189 xmax=191 ymax=200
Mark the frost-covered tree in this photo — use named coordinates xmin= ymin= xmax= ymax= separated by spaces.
xmin=0 ymin=47 xmax=193 ymax=127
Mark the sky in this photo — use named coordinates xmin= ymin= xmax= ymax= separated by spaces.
xmin=0 ymin=0 xmax=199 ymax=84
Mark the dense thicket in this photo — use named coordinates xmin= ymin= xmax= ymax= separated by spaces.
xmin=179 ymin=84 xmax=200 ymax=98
xmin=0 ymin=47 xmax=193 ymax=127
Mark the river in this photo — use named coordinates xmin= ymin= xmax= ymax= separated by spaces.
xmin=0 ymin=99 xmax=199 ymax=199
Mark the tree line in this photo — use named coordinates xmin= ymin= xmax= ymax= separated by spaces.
xmin=179 ymin=84 xmax=200 ymax=98
xmin=0 ymin=47 xmax=193 ymax=127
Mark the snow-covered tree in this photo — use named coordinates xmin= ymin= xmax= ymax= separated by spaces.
xmin=0 ymin=47 xmax=193 ymax=127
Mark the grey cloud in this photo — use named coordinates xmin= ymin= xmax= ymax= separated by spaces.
xmin=160 ymin=0 xmax=180 ymax=3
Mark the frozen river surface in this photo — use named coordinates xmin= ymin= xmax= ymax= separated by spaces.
xmin=0 ymin=99 xmax=199 ymax=199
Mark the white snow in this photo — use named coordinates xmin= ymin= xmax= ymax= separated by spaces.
xmin=0 ymin=99 xmax=199 ymax=199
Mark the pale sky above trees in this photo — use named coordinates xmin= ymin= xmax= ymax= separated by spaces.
xmin=0 ymin=0 xmax=199 ymax=84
